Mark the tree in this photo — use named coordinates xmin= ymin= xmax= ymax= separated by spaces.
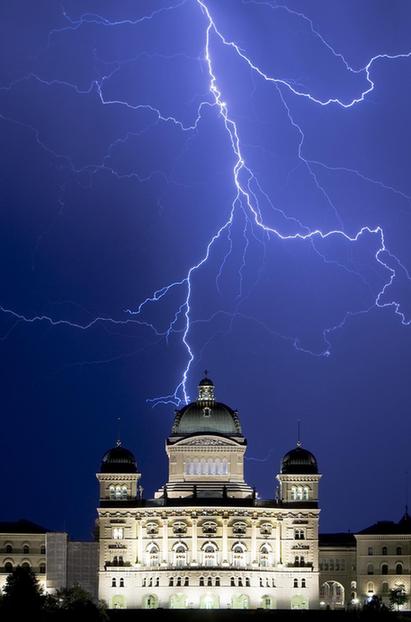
xmin=55 ymin=584 xmax=108 ymax=621
xmin=1 ymin=565 xmax=44 ymax=617
xmin=389 ymin=586 xmax=408 ymax=611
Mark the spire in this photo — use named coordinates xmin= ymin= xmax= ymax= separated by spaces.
xmin=198 ymin=370 xmax=215 ymax=402
xmin=116 ymin=417 xmax=122 ymax=447
xmin=296 ymin=419 xmax=302 ymax=448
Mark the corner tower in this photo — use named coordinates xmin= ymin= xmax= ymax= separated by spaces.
xmin=155 ymin=373 xmax=254 ymax=499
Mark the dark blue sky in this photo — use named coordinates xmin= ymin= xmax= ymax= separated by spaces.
xmin=1 ymin=0 xmax=411 ymax=539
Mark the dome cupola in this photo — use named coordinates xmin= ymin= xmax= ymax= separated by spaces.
xmin=100 ymin=440 xmax=138 ymax=473
xmin=281 ymin=443 xmax=318 ymax=474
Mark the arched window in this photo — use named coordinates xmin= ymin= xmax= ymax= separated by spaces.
xmin=4 ymin=562 xmax=13 ymax=573
xmin=367 ymin=563 xmax=374 ymax=575
xmin=110 ymin=485 xmax=128 ymax=500
xmin=293 ymin=578 xmax=298 ymax=588
xmin=174 ymin=543 xmax=187 ymax=568
xmin=203 ymin=542 xmax=218 ymax=566
xmin=112 ymin=578 xmax=116 ymax=587
xmin=144 ymin=595 xmax=158 ymax=609
xmin=21 ymin=561 xmax=30 ymax=569
xmin=146 ymin=543 xmax=159 ymax=567
xmin=396 ymin=547 xmax=402 ymax=555
xmin=367 ymin=582 xmax=374 ymax=593
xmin=200 ymin=577 xmax=205 ymax=586
xmin=215 ymin=577 xmax=220 ymax=586
xmin=381 ymin=563 xmax=388 ymax=575
xmin=238 ymin=577 xmax=243 ymax=587
xmin=39 ymin=563 xmax=46 ymax=574
xmin=169 ymin=577 xmax=173 ymax=587
xmin=40 ymin=545 xmax=46 ymax=554
xmin=303 ymin=486 xmax=309 ymax=500
xmin=382 ymin=546 xmax=387 ymax=555
xmin=23 ymin=545 xmax=30 ymax=554
xmin=5 ymin=545 xmax=12 ymax=554
xmin=184 ymin=577 xmax=189 ymax=587
xmin=176 ymin=577 xmax=181 ymax=587
xmin=207 ymin=577 xmax=212 ymax=587
xmin=246 ymin=577 xmax=250 ymax=587
xmin=259 ymin=544 xmax=271 ymax=568
xmin=119 ymin=578 xmax=124 ymax=588
xmin=301 ymin=578 xmax=306 ymax=588
xmin=230 ymin=577 xmax=235 ymax=586
xmin=396 ymin=563 xmax=403 ymax=575
xmin=232 ymin=543 xmax=247 ymax=567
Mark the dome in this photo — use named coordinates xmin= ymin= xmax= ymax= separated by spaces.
xmin=281 ymin=445 xmax=318 ymax=474
xmin=100 ymin=442 xmax=137 ymax=473
xmin=199 ymin=376 xmax=214 ymax=387
xmin=173 ymin=402 xmax=242 ymax=435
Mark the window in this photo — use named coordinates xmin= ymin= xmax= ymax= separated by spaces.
xmin=109 ymin=485 xmax=128 ymax=500
xmin=367 ymin=563 xmax=374 ymax=575
xmin=184 ymin=577 xmax=189 ymax=587
xmin=230 ymin=577 xmax=235 ymax=587
xmin=260 ymin=523 xmax=272 ymax=536
xmin=396 ymin=563 xmax=403 ymax=575
xmin=238 ymin=578 xmax=243 ymax=587
xmin=246 ymin=578 xmax=250 ymax=587
xmin=173 ymin=522 xmax=187 ymax=535
xmin=368 ymin=547 xmax=373 ymax=556
xmin=146 ymin=544 xmax=159 ymax=567
xmin=259 ymin=544 xmax=271 ymax=568
xmin=367 ymin=582 xmax=374 ymax=593
xmin=23 ymin=545 xmax=30 ymax=554
xmin=169 ymin=577 xmax=174 ymax=587
xmin=174 ymin=544 xmax=187 ymax=568
xmin=22 ymin=562 xmax=30 ymax=569
xmin=119 ymin=578 xmax=124 ymax=588
xmin=200 ymin=577 xmax=205 ymax=586
xmin=381 ymin=564 xmax=388 ymax=575
xmin=40 ymin=545 xmax=46 ymax=554
xmin=5 ymin=545 xmax=12 ymax=554
xmin=176 ymin=577 xmax=181 ymax=587
xmin=203 ymin=543 xmax=218 ymax=566
xmin=382 ymin=546 xmax=387 ymax=555
xmin=112 ymin=578 xmax=116 ymax=587
xmin=216 ymin=577 xmax=220 ymax=587
xmin=142 ymin=578 xmax=146 ymax=587
xmin=207 ymin=577 xmax=212 ymax=587
xmin=293 ymin=578 xmax=298 ymax=588
xmin=295 ymin=555 xmax=305 ymax=567
xmin=233 ymin=522 xmax=247 ymax=535
xmin=232 ymin=543 xmax=246 ymax=567
xmin=396 ymin=547 xmax=402 ymax=555
xmin=382 ymin=582 xmax=389 ymax=593
xmin=295 ymin=529 xmax=305 ymax=540
xmin=146 ymin=522 xmax=159 ymax=536
xmin=184 ymin=458 xmax=229 ymax=475
xmin=302 ymin=579 xmax=306 ymax=588
xmin=39 ymin=563 xmax=46 ymax=574
xmin=113 ymin=527 xmax=124 ymax=540
xmin=202 ymin=521 xmax=217 ymax=535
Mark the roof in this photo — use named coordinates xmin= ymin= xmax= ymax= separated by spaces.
xmin=358 ymin=512 xmax=411 ymax=535
xmin=281 ymin=445 xmax=318 ymax=474
xmin=320 ymin=532 xmax=356 ymax=547
xmin=172 ymin=401 xmax=242 ymax=436
xmin=0 ymin=519 xmax=48 ymax=534
xmin=100 ymin=444 xmax=138 ymax=473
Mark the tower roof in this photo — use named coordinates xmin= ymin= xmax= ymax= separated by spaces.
xmin=172 ymin=373 xmax=242 ymax=436
xmin=281 ymin=445 xmax=318 ymax=474
xmin=100 ymin=441 xmax=137 ymax=473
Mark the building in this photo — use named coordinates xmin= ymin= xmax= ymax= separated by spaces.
xmin=0 ymin=520 xmax=98 ymax=600
xmin=2 ymin=373 xmax=410 ymax=610
xmin=97 ymin=374 xmax=321 ymax=609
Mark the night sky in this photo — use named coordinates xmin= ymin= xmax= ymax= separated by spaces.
xmin=1 ymin=0 xmax=411 ymax=540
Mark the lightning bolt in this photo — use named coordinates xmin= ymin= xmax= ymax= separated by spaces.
xmin=1 ymin=0 xmax=411 ymax=407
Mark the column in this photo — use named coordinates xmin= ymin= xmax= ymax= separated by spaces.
xmin=251 ymin=518 xmax=257 ymax=567
xmin=222 ymin=518 xmax=229 ymax=566
xmin=162 ymin=517 xmax=169 ymax=566
xmin=276 ymin=519 xmax=283 ymax=566
xmin=137 ymin=518 xmax=143 ymax=566
xmin=191 ymin=517 xmax=198 ymax=565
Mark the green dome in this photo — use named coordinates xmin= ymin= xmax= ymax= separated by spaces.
xmin=172 ymin=401 xmax=242 ymax=435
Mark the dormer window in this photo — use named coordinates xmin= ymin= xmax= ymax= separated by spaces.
xmin=203 ymin=407 xmax=211 ymax=418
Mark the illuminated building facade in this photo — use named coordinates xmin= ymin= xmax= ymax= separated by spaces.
xmin=97 ymin=374 xmax=321 ymax=609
